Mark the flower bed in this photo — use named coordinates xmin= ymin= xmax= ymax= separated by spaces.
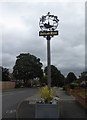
xmin=16 ymin=86 xmax=61 ymax=118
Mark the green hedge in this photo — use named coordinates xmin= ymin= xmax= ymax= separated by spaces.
xmin=70 ymin=83 xmax=79 ymax=89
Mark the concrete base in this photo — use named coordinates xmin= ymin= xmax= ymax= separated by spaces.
xmin=16 ymin=100 xmax=60 ymax=118
xmin=35 ymin=104 xmax=59 ymax=118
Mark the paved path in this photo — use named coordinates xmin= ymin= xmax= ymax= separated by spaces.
xmin=56 ymin=88 xmax=86 ymax=118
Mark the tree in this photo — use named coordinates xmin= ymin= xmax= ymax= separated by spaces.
xmin=2 ymin=67 xmax=10 ymax=81
xmin=44 ymin=65 xmax=65 ymax=87
xmin=40 ymin=75 xmax=48 ymax=86
xmin=79 ymin=71 xmax=87 ymax=81
xmin=0 ymin=66 xmax=2 ymax=81
xmin=66 ymin=72 xmax=77 ymax=84
xmin=13 ymin=53 xmax=43 ymax=85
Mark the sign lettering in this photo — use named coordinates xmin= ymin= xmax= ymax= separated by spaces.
xmin=39 ymin=31 xmax=58 ymax=36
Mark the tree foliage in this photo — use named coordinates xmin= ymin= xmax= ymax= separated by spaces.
xmin=40 ymin=75 xmax=48 ymax=86
xmin=79 ymin=71 xmax=87 ymax=81
xmin=0 ymin=67 xmax=2 ymax=81
xmin=66 ymin=72 xmax=77 ymax=84
xmin=44 ymin=65 xmax=65 ymax=86
xmin=2 ymin=67 xmax=10 ymax=81
xmin=13 ymin=53 xmax=43 ymax=82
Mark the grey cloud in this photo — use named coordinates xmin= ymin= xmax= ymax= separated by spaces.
xmin=1 ymin=2 xmax=85 ymax=76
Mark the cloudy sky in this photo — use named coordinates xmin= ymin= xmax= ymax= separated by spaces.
xmin=0 ymin=0 xmax=86 ymax=77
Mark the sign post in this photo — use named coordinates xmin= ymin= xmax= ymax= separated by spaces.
xmin=47 ymin=36 xmax=51 ymax=88
xmin=39 ymin=12 xmax=59 ymax=88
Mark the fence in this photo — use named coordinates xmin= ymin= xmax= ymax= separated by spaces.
xmin=0 ymin=81 xmax=15 ymax=90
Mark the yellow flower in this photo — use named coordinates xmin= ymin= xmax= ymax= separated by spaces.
xmin=40 ymin=85 xmax=55 ymax=103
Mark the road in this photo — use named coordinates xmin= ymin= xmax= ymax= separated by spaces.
xmin=1 ymin=87 xmax=87 ymax=119
xmin=2 ymin=88 xmax=39 ymax=119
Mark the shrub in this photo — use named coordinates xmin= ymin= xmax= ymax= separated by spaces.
xmin=70 ymin=82 xmax=79 ymax=89
xmin=40 ymin=85 xmax=55 ymax=103
xmin=63 ymin=85 xmax=69 ymax=91
xmin=63 ymin=86 xmax=67 ymax=90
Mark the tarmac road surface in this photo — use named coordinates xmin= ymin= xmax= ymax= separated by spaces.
xmin=2 ymin=88 xmax=39 ymax=119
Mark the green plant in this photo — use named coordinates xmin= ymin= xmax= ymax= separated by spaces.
xmin=63 ymin=84 xmax=69 ymax=91
xmin=63 ymin=85 xmax=67 ymax=90
xmin=70 ymin=82 xmax=79 ymax=89
xmin=40 ymin=85 xmax=55 ymax=103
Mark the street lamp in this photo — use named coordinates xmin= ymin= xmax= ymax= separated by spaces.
xmin=39 ymin=12 xmax=59 ymax=88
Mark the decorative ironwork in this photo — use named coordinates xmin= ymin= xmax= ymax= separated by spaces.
xmin=39 ymin=12 xmax=59 ymax=31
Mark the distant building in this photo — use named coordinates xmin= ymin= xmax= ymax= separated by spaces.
xmin=80 ymin=80 xmax=87 ymax=87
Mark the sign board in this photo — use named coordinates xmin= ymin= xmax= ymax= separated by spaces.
xmin=39 ymin=31 xmax=58 ymax=36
